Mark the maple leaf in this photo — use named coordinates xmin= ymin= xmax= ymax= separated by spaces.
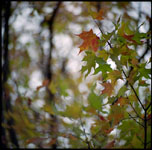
xmin=115 ymin=97 xmax=128 ymax=106
xmin=92 ymin=9 xmax=104 ymax=20
xmin=77 ymin=29 xmax=100 ymax=53
xmin=107 ymin=70 xmax=122 ymax=86
xmin=81 ymin=51 xmax=96 ymax=77
xmin=101 ymin=82 xmax=113 ymax=96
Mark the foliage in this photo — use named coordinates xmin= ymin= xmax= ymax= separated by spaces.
xmin=2 ymin=1 xmax=151 ymax=149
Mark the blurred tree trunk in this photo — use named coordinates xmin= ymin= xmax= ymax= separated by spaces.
xmin=1 ymin=1 xmax=19 ymax=148
xmin=42 ymin=2 xmax=62 ymax=148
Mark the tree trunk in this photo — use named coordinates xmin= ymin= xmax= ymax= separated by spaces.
xmin=1 ymin=1 xmax=19 ymax=148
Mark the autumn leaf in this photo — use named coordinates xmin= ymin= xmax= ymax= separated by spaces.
xmin=36 ymin=79 xmax=50 ymax=91
xmin=91 ymin=9 xmax=104 ymax=20
xmin=107 ymin=70 xmax=122 ymax=86
xmin=99 ymin=114 xmax=106 ymax=121
xmin=123 ymin=33 xmax=137 ymax=44
xmin=101 ymin=82 xmax=113 ymax=96
xmin=77 ymin=29 xmax=100 ymax=53
xmin=108 ymin=105 xmax=124 ymax=125
xmin=115 ymin=97 xmax=128 ymax=106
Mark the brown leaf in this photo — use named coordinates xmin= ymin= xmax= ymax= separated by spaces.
xmin=101 ymin=82 xmax=113 ymax=96
xmin=77 ymin=29 xmax=100 ymax=53
xmin=36 ymin=79 xmax=50 ymax=91
xmin=115 ymin=97 xmax=128 ymax=106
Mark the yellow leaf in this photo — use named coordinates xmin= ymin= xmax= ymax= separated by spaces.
xmin=107 ymin=70 xmax=122 ymax=86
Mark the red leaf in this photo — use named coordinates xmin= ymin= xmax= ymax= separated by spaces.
xmin=77 ymin=29 xmax=100 ymax=53
xmin=123 ymin=33 xmax=137 ymax=44
xmin=99 ymin=115 xmax=106 ymax=121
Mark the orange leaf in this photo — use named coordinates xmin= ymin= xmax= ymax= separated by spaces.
xmin=115 ymin=97 xmax=128 ymax=106
xmin=101 ymin=82 xmax=113 ymax=96
xmin=77 ymin=29 xmax=100 ymax=53
xmin=105 ymin=140 xmax=115 ymax=148
xmin=94 ymin=9 xmax=104 ymax=20
xmin=36 ymin=79 xmax=50 ymax=91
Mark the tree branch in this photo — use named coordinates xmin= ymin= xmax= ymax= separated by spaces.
xmin=129 ymin=102 xmax=144 ymax=120
xmin=146 ymin=101 xmax=151 ymax=111
xmin=80 ymin=117 xmax=90 ymax=149
xmin=128 ymin=113 xmax=144 ymax=128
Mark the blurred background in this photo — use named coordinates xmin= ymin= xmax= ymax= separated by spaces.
xmin=1 ymin=1 xmax=151 ymax=148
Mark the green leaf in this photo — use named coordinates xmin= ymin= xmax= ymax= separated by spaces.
xmin=117 ymin=86 xmax=128 ymax=97
xmin=80 ymin=51 xmax=96 ymax=77
xmin=94 ymin=57 xmax=112 ymax=78
xmin=138 ymin=63 xmax=151 ymax=79
xmin=88 ymin=91 xmax=102 ymax=111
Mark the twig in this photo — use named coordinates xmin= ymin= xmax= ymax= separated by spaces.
xmin=129 ymin=102 xmax=144 ymax=120
xmin=79 ymin=117 xmax=91 ymax=149
xmin=146 ymin=101 xmax=151 ymax=111
xmin=128 ymin=113 xmax=144 ymax=128
xmin=144 ymin=110 xmax=147 ymax=149
xmin=122 ymin=70 xmax=145 ymax=110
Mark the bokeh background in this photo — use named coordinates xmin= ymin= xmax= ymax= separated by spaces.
xmin=2 ymin=1 xmax=151 ymax=148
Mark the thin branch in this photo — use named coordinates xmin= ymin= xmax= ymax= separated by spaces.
xmin=129 ymin=102 xmax=144 ymax=120
xmin=144 ymin=110 xmax=147 ymax=149
xmin=79 ymin=117 xmax=90 ymax=149
xmin=128 ymin=113 xmax=144 ymax=128
xmin=92 ymin=128 xmax=102 ymax=139
xmin=122 ymin=70 xmax=145 ymax=110
xmin=94 ymin=20 xmax=113 ymax=49
xmin=146 ymin=101 xmax=151 ymax=111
